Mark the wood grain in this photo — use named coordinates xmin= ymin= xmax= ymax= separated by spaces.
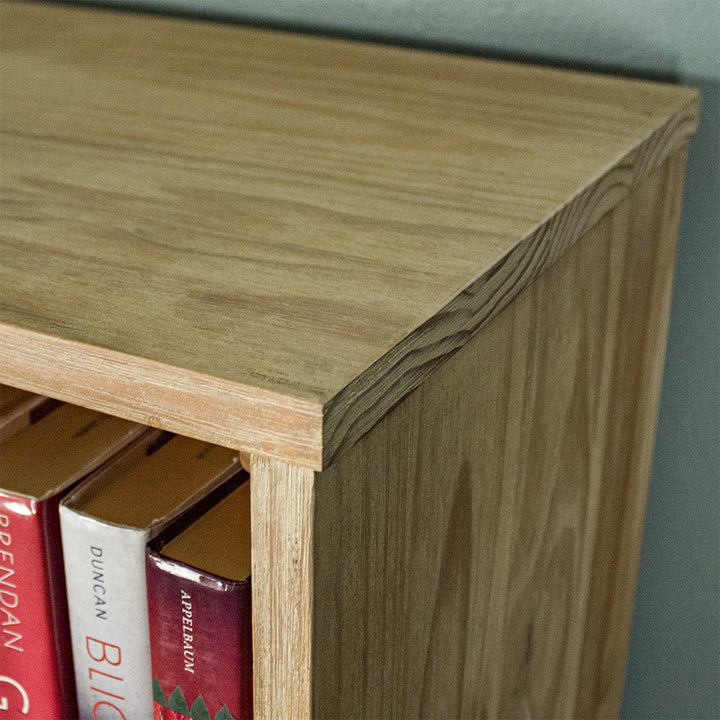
xmin=310 ymin=148 xmax=687 ymax=718
xmin=0 ymin=324 xmax=323 ymax=468
xmin=250 ymin=456 xmax=315 ymax=720
xmin=0 ymin=4 xmax=696 ymax=716
xmin=0 ymin=2 xmax=698 ymax=467
xmin=320 ymin=107 xmax=699 ymax=465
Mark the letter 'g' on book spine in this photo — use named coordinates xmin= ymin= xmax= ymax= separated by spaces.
xmin=0 ymin=404 xmax=151 ymax=720
xmin=0 ymin=492 xmax=78 ymax=718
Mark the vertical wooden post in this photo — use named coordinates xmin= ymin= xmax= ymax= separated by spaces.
xmin=250 ymin=456 xmax=315 ymax=720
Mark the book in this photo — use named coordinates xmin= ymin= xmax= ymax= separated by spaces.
xmin=0 ymin=384 xmax=58 ymax=442
xmin=60 ymin=435 xmax=243 ymax=720
xmin=0 ymin=403 xmax=151 ymax=720
xmin=147 ymin=478 xmax=253 ymax=720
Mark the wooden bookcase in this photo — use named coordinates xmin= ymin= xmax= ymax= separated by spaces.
xmin=0 ymin=2 xmax=699 ymax=718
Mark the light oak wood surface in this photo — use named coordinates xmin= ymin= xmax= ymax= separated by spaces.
xmin=0 ymin=1 xmax=698 ymax=467
xmin=0 ymin=4 xmax=697 ymax=718
xmin=307 ymin=149 xmax=687 ymax=719
xmin=250 ymin=456 xmax=314 ymax=719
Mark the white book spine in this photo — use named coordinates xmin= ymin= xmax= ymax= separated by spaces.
xmin=60 ymin=508 xmax=153 ymax=720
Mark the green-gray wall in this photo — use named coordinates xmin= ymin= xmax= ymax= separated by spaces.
xmin=63 ymin=1 xmax=720 ymax=716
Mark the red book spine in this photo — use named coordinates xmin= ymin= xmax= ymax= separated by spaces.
xmin=146 ymin=549 xmax=252 ymax=720
xmin=0 ymin=491 xmax=77 ymax=719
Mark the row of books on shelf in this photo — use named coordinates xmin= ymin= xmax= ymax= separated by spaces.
xmin=0 ymin=385 xmax=252 ymax=720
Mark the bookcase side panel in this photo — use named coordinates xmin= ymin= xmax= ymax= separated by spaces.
xmin=572 ymin=144 xmax=690 ymax=718
xmin=250 ymin=457 xmax=315 ymax=720
xmin=310 ymin=147 xmax=688 ymax=719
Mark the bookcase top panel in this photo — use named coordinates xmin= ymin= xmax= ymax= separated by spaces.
xmin=0 ymin=2 xmax=698 ymax=468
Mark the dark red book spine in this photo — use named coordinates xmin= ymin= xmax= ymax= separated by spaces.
xmin=0 ymin=491 xmax=77 ymax=719
xmin=146 ymin=549 xmax=252 ymax=720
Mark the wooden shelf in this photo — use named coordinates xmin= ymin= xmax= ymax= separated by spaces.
xmin=0 ymin=2 xmax=699 ymax=717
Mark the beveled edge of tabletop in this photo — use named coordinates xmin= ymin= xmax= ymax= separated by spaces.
xmin=3 ymin=86 xmax=696 ymax=472
xmin=0 ymin=3 xmax=700 ymax=470
xmin=320 ymin=89 xmax=699 ymax=466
